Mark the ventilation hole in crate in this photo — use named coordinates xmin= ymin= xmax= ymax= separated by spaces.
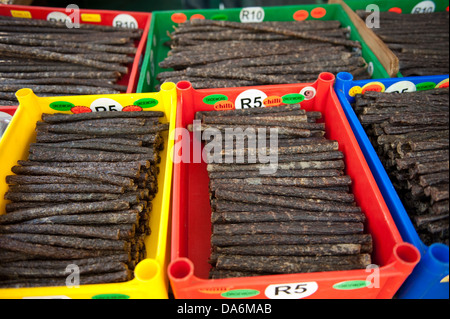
xmin=170 ymin=259 xmax=193 ymax=280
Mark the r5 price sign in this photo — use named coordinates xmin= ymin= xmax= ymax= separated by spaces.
xmin=265 ymin=282 xmax=319 ymax=299
xmin=235 ymin=89 xmax=267 ymax=109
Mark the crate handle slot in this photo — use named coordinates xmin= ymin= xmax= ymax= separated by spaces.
xmin=169 ymin=258 xmax=194 ymax=281
xmin=134 ymin=259 xmax=160 ymax=282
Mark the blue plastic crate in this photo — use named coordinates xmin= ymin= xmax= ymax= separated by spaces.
xmin=334 ymin=72 xmax=449 ymax=299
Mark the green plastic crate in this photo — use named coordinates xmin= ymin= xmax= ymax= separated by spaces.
xmin=137 ymin=4 xmax=390 ymax=93
xmin=340 ymin=0 xmax=448 ymax=14
xmin=338 ymin=0 xmax=448 ymax=77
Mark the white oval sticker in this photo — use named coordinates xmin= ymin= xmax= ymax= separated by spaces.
xmin=90 ymin=98 xmax=123 ymax=112
xmin=265 ymin=281 xmax=319 ymax=299
xmin=300 ymin=86 xmax=317 ymax=100
xmin=47 ymin=11 xmax=71 ymax=24
xmin=240 ymin=7 xmax=265 ymax=23
xmin=113 ymin=14 xmax=138 ymax=29
xmin=386 ymin=81 xmax=417 ymax=93
xmin=411 ymin=1 xmax=436 ymax=14
xmin=235 ymin=89 xmax=268 ymax=109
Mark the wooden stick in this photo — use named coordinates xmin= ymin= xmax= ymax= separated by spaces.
xmin=210 ymin=183 xmax=354 ymax=203
xmin=0 ymin=223 xmax=131 ymax=240
xmin=0 ymin=237 xmax=128 ymax=259
xmin=211 ymin=233 xmax=373 ymax=247
xmin=11 ymin=165 xmax=134 ymax=188
xmin=207 ymin=160 xmax=345 ymax=172
xmin=0 ymin=43 xmax=128 ymax=74
xmin=0 ymin=270 xmax=132 ymax=288
xmin=22 ymin=212 xmax=139 ymax=226
xmin=0 ymin=200 xmax=129 ymax=225
xmin=211 ymin=211 xmax=365 ymax=224
xmin=189 ymin=19 xmax=362 ymax=48
xmin=215 ymin=254 xmax=371 ymax=274
xmin=212 ymin=221 xmax=363 ymax=236
xmin=0 ymin=233 xmax=129 ymax=251
xmin=211 ymin=175 xmax=353 ymax=189
xmin=214 ymin=244 xmax=361 ymax=257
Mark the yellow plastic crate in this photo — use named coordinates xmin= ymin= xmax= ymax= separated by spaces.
xmin=0 ymin=82 xmax=177 ymax=299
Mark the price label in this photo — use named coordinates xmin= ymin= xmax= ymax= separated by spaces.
xmin=10 ymin=10 xmax=31 ymax=18
xmin=349 ymin=86 xmax=362 ymax=97
xmin=265 ymin=281 xmax=318 ymax=299
xmin=300 ymin=86 xmax=317 ymax=100
xmin=235 ymin=89 xmax=268 ymax=109
xmin=113 ymin=14 xmax=138 ymax=29
xmin=47 ymin=12 xmax=71 ymax=24
xmin=361 ymin=81 xmax=385 ymax=94
xmin=385 ymin=81 xmax=416 ymax=93
xmin=90 ymin=98 xmax=123 ymax=112
xmin=411 ymin=1 xmax=436 ymax=14
xmin=240 ymin=7 xmax=265 ymax=23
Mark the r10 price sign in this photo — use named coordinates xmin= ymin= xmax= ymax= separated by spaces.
xmin=240 ymin=7 xmax=265 ymax=23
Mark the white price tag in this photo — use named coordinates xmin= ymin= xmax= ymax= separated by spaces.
xmin=46 ymin=11 xmax=71 ymax=24
xmin=90 ymin=98 xmax=123 ymax=112
xmin=113 ymin=14 xmax=138 ymax=29
xmin=411 ymin=1 xmax=436 ymax=13
xmin=265 ymin=281 xmax=319 ymax=299
xmin=240 ymin=7 xmax=265 ymax=23
xmin=300 ymin=86 xmax=317 ymax=100
xmin=385 ymin=81 xmax=416 ymax=93
xmin=235 ymin=89 xmax=268 ymax=109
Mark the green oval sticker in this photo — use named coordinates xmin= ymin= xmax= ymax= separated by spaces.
xmin=134 ymin=98 xmax=158 ymax=108
xmin=221 ymin=289 xmax=260 ymax=298
xmin=92 ymin=294 xmax=130 ymax=299
xmin=282 ymin=93 xmax=305 ymax=104
xmin=333 ymin=280 xmax=370 ymax=290
xmin=203 ymin=94 xmax=228 ymax=105
xmin=49 ymin=101 xmax=75 ymax=111
xmin=212 ymin=14 xmax=228 ymax=21
xmin=416 ymin=82 xmax=437 ymax=91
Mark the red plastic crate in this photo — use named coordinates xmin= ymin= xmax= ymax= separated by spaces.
xmin=0 ymin=4 xmax=151 ymax=95
xmin=169 ymin=73 xmax=420 ymax=299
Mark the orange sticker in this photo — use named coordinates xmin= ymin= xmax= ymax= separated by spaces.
xmin=198 ymin=287 xmax=229 ymax=294
xmin=293 ymin=10 xmax=309 ymax=21
xmin=214 ymin=100 xmax=234 ymax=111
xmin=311 ymin=7 xmax=326 ymax=19
xmin=436 ymin=78 xmax=449 ymax=88
xmin=361 ymin=82 xmax=385 ymax=94
xmin=190 ymin=14 xmax=205 ymax=20
xmin=263 ymin=96 xmax=282 ymax=107
xmin=388 ymin=7 xmax=402 ymax=14
xmin=171 ymin=13 xmax=187 ymax=24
